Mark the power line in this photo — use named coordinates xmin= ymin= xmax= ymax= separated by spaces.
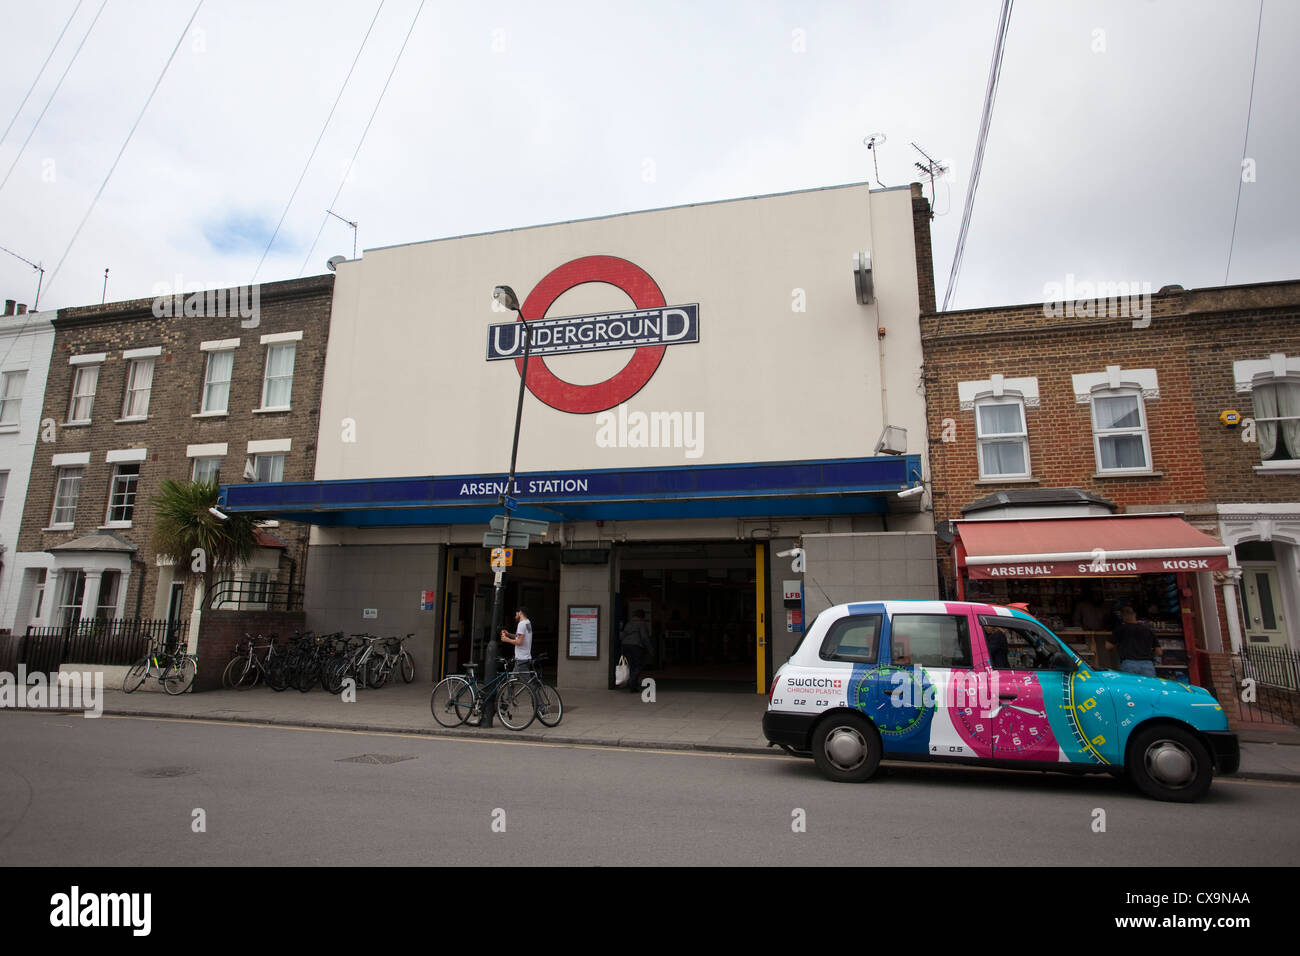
xmin=1225 ymin=0 xmax=1264 ymax=286
xmin=0 ymin=0 xmax=86 ymax=150
xmin=298 ymin=0 xmax=427 ymax=277
xmin=250 ymin=0 xmax=387 ymax=284
xmin=942 ymin=0 xmax=1013 ymax=312
xmin=0 ymin=0 xmax=107 ymax=195
xmin=43 ymin=1 xmax=203 ymax=300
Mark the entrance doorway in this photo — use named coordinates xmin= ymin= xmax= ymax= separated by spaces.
xmin=440 ymin=544 xmax=560 ymax=680
xmin=617 ymin=542 xmax=758 ymax=690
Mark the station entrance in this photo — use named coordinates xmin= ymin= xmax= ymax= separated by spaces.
xmin=440 ymin=544 xmax=560 ymax=681
xmin=616 ymin=541 xmax=761 ymax=691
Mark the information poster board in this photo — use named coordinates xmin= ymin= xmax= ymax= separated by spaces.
xmin=567 ymin=605 xmax=600 ymax=660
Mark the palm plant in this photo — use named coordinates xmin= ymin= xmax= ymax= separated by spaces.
xmin=151 ymin=479 xmax=259 ymax=606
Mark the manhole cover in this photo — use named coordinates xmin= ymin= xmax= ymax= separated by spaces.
xmin=136 ymin=766 xmax=196 ymax=778
xmin=336 ymin=754 xmax=417 ymax=765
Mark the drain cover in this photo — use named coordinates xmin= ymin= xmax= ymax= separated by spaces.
xmin=136 ymin=766 xmax=196 ymax=778
xmin=336 ymin=754 xmax=417 ymax=765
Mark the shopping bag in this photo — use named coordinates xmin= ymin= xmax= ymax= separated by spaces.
xmin=615 ymin=655 xmax=629 ymax=686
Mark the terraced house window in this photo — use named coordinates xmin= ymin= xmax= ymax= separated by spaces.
xmin=121 ymin=358 xmax=154 ymax=418
xmin=1091 ymin=389 xmax=1151 ymax=472
xmin=192 ymin=457 xmax=221 ymax=484
xmin=106 ymin=463 xmax=140 ymax=524
xmin=1253 ymin=380 xmax=1300 ymax=462
xmin=975 ymin=396 xmax=1031 ymax=479
xmin=261 ymin=343 xmax=295 ymax=409
xmin=0 ymin=370 xmax=26 ymax=425
xmin=68 ymin=365 xmax=99 ymax=423
xmin=51 ymin=467 xmax=83 ymax=526
xmin=202 ymin=350 xmax=234 ymax=413
xmin=251 ymin=454 xmax=285 ymax=482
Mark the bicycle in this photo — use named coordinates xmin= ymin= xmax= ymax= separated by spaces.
xmin=222 ymin=633 xmax=278 ymax=690
xmin=124 ymin=641 xmax=197 ymax=696
xmin=430 ymin=658 xmax=537 ymax=731
xmin=369 ymin=634 xmax=416 ymax=686
xmin=513 ymin=653 xmax=563 ymax=727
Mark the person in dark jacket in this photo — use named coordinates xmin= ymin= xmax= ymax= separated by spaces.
xmin=1106 ymin=606 xmax=1157 ymax=676
xmin=620 ymin=609 xmax=651 ymax=693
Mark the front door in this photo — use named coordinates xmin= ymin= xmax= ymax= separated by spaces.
xmin=1240 ymin=564 xmax=1288 ymax=649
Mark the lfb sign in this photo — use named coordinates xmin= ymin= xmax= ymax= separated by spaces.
xmin=485 ymin=255 xmax=700 ymax=414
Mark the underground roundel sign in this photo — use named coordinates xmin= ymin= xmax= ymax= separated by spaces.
xmin=484 ymin=255 xmax=700 ymax=414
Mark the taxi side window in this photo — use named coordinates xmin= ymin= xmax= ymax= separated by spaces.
xmin=819 ymin=615 xmax=882 ymax=664
xmin=978 ymin=616 xmax=1069 ymax=670
xmin=889 ymin=614 xmax=972 ymax=667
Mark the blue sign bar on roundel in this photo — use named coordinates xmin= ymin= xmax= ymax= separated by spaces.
xmin=486 ymin=304 xmax=699 ymax=360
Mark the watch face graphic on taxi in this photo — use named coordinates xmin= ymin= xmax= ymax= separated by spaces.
xmin=851 ymin=664 xmax=935 ymax=743
xmin=1060 ymin=667 xmax=1113 ymax=765
xmin=952 ymin=672 xmax=1058 ymax=759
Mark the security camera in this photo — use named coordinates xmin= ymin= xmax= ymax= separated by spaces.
xmin=896 ymin=485 xmax=925 ymax=499
xmin=776 ymin=547 xmax=804 ymax=559
xmin=208 ymin=506 xmax=228 ymax=520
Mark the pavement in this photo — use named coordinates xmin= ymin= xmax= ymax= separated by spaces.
xmin=18 ymin=675 xmax=1300 ymax=783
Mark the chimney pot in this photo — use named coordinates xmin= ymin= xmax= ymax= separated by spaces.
xmin=16 ymin=303 xmax=27 ymax=315
xmin=3 ymin=300 xmax=14 ymax=316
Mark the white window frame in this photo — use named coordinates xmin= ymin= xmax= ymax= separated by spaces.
xmin=974 ymin=395 xmax=1032 ymax=480
xmin=1090 ymin=387 xmax=1153 ymax=474
xmin=192 ymin=457 xmax=222 ymax=485
xmin=259 ymin=342 xmax=295 ymax=411
xmin=67 ymin=364 xmax=100 ymax=424
xmin=104 ymin=462 xmax=141 ymax=526
xmin=1250 ymin=376 xmax=1300 ymax=467
xmin=0 ymin=470 xmax=8 ymax=518
xmin=120 ymin=357 xmax=155 ymax=420
xmin=200 ymin=349 xmax=235 ymax=414
xmin=251 ymin=453 xmax=285 ymax=483
xmin=0 ymin=369 xmax=27 ymax=427
xmin=50 ymin=466 xmax=84 ymax=528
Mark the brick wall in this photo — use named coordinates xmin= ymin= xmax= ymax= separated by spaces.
xmin=921 ymin=281 xmax=1300 ymax=529
xmin=910 ymin=183 xmax=936 ymax=315
xmin=17 ymin=276 xmax=333 ymax=619
xmin=195 ymin=608 xmax=306 ymax=691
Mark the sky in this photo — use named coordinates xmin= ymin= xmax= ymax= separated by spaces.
xmin=0 ymin=0 xmax=1295 ymax=314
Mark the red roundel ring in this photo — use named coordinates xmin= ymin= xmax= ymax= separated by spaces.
xmin=516 ymin=255 xmax=667 ymax=414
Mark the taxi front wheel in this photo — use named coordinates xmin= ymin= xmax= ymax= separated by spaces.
xmin=812 ymin=712 xmax=882 ymax=783
xmin=1127 ymin=724 xmax=1213 ymax=803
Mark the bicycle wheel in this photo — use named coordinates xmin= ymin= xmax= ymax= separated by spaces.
xmin=364 ymin=656 xmax=386 ymax=690
xmin=163 ymin=657 xmax=196 ymax=695
xmin=430 ymin=676 xmax=473 ymax=728
xmin=296 ymin=659 xmax=319 ymax=692
xmin=323 ymin=658 xmax=349 ymax=695
xmin=123 ymin=658 xmax=149 ymax=693
xmin=267 ymin=656 xmax=290 ymax=692
xmin=399 ymin=651 xmax=415 ymax=684
xmin=497 ymin=679 xmax=537 ymax=731
xmin=222 ymin=656 xmax=249 ymax=690
xmin=534 ymin=682 xmax=563 ymax=727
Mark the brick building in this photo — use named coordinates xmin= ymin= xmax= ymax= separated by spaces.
xmin=10 ymin=275 xmax=333 ymax=639
xmin=920 ymin=279 xmax=1300 ymax=686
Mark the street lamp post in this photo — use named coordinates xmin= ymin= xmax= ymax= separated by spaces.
xmin=480 ymin=284 xmax=529 ymax=726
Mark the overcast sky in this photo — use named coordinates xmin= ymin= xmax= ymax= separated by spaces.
xmin=0 ymin=0 xmax=1295 ymax=314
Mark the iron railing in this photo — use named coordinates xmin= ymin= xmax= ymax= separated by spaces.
xmin=205 ymin=578 xmax=302 ymax=612
xmin=11 ymin=618 xmax=188 ymax=672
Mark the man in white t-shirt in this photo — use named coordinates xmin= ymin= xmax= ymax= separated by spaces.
xmin=500 ymin=607 xmax=533 ymax=672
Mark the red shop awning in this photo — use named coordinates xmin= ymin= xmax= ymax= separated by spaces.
xmin=956 ymin=514 xmax=1230 ymax=579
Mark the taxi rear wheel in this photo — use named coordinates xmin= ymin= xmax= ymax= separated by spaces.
xmin=1127 ymin=725 xmax=1213 ymax=803
xmin=812 ymin=712 xmax=882 ymax=783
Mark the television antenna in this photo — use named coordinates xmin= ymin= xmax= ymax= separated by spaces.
xmin=911 ymin=142 xmax=948 ymax=219
xmin=0 ymin=241 xmax=44 ymax=309
xmin=863 ymin=133 xmax=887 ymax=188
xmin=325 ymin=209 xmax=358 ymax=259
